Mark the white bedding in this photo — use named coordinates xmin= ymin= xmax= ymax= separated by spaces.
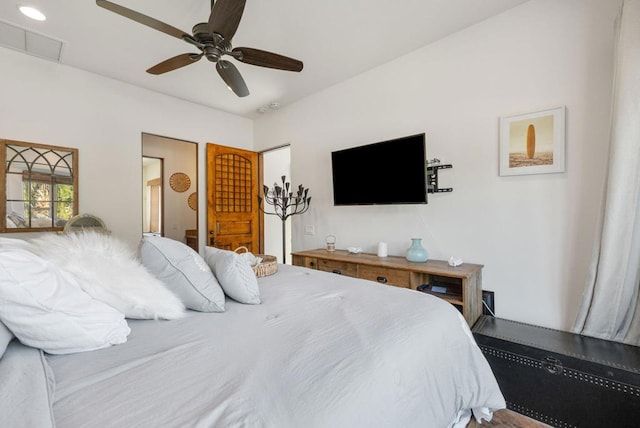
xmin=45 ymin=264 xmax=505 ymax=427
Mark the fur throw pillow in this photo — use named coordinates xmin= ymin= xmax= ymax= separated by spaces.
xmin=30 ymin=231 xmax=184 ymax=320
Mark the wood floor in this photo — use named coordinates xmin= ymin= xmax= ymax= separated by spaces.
xmin=467 ymin=409 xmax=552 ymax=428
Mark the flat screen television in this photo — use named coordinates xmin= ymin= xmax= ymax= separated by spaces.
xmin=331 ymin=133 xmax=427 ymax=205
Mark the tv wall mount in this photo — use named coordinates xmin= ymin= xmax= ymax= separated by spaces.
xmin=426 ymin=159 xmax=452 ymax=193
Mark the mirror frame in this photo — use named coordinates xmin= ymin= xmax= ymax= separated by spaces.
xmin=141 ymin=133 xmax=198 ymax=251
xmin=0 ymin=139 xmax=79 ymax=233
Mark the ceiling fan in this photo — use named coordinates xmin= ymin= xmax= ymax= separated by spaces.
xmin=96 ymin=0 xmax=303 ymax=97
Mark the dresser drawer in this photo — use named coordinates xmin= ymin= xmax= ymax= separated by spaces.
xmin=292 ymin=255 xmax=318 ymax=269
xmin=358 ymin=266 xmax=410 ymax=288
xmin=317 ymin=259 xmax=358 ymax=277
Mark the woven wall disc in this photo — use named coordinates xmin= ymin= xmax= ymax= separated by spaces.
xmin=169 ymin=172 xmax=191 ymax=192
xmin=188 ymin=192 xmax=198 ymax=211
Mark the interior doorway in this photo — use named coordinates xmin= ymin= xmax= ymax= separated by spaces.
xmin=142 ymin=133 xmax=198 ymax=251
xmin=206 ymin=143 xmax=260 ymax=253
xmin=142 ymin=156 xmax=163 ymax=235
xmin=261 ymin=145 xmax=291 ymax=264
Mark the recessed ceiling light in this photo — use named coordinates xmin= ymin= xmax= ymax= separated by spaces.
xmin=19 ymin=6 xmax=46 ymax=21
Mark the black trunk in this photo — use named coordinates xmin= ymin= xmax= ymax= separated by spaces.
xmin=472 ymin=316 xmax=640 ymax=427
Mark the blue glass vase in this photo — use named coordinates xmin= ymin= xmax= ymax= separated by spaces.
xmin=406 ymin=238 xmax=428 ymax=262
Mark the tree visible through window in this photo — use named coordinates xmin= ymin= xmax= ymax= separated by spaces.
xmin=1 ymin=139 xmax=78 ymax=232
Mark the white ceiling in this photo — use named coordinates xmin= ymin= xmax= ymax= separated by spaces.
xmin=0 ymin=0 xmax=528 ymax=119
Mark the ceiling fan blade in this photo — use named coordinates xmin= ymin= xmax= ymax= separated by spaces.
xmin=147 ymin=53 xmax=203 ymax=75
xmin=232 ymin=47 xmax=303 ymax=72
xmin=96 ymin=0 xmax=191 ymax=41
xmin=216 ymin=60 xmax=249 ymax=97
xmin=208 ymin=0 xmax=246 ymax=41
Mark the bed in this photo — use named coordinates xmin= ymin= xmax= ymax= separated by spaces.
xmin=0 ymin=233 xmax=505 ymax=428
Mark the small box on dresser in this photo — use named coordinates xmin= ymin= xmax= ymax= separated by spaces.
xmin=472 ymin=316 xmax=640 ymax=428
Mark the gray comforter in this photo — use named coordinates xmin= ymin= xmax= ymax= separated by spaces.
xmin=2 ymin=264 xmax=505 ymax=427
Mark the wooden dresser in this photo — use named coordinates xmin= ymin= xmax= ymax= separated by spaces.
xmin=291 ymin=249 xmax=483 ymax=326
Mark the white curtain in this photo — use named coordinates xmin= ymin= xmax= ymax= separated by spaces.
xmin=573 ymin=0 xmax=640 ymax=344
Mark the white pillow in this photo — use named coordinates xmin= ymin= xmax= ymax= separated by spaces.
xmin=30 ymin=231 xmax=185 ymax=320
xmin=0 ymin=247 xmax=130 ymax=354
xmin=140 ymin=236 xmax=225 ymax=312
xmin=203 ymin=246 xmax=260 ymax=304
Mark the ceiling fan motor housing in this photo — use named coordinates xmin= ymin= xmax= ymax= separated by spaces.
xmin=192 ymin=23 xmax=213 ymax=42
xmin=192 ymin=22 xmax=229 ymax=62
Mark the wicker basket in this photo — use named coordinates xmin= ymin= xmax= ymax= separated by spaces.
xmin=234 ymin=247 xmax=278 ymax=277
xmin=63 ymin=213 xmax=110 ymax=234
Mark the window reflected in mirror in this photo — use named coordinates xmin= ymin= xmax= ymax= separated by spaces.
xmin=1 ymin=139 xmax=78 ymax=232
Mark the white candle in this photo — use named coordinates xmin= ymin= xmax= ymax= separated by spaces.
xmin=377 ymin=242 xmax=388 ymax=257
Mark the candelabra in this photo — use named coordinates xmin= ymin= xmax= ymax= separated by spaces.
xmin=260 ymin=176 xmax=311 ymax=263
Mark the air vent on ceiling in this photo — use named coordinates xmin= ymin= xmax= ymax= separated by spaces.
xmin=0 ymin=19 xmax=64 ymax=63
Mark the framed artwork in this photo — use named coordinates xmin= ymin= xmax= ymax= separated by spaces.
xmin=499 ymin=106 xmax=566 ymax=176
xmin=169 ymin=172 xmax=191 ymax=192
xmin=188 ymin=192 xmax=198 ymax=211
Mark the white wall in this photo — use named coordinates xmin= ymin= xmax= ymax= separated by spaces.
xmin=0 ymin=47 xmax=253 ymax=249
xmin=254 ymin=0 xmax=620 ymax=330
xmin=262 ymin=146 xmax=292 ymax=263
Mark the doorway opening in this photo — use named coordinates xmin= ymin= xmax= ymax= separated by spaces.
xmin=261 ymin=145 xmax=291 ymax=264
xmin=142 ymin=156 xmax=163 ymax=236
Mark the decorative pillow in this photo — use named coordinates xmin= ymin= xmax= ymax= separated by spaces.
xmin=203 ymin=246 xmax=260 ymax=304
xmin=30 ymin=231 xmax=185 ymax=320
xmin=0 ymin=247 xmax=130 ymax=354
xmin=0 ymin=321 xmax=14 ymax=359
xmin=140 ymin=236 xmax=225 ymax=312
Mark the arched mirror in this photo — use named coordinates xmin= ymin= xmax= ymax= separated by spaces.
xmin=142 ymin=134 xmax=198 ymax=251
xmin=1 ymin=139 xmax=78 ymax=233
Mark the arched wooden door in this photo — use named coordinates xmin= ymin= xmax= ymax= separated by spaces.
xmin=206 ymin=143 xmax=260 ymax=252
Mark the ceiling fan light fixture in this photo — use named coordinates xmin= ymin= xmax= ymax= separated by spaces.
xmin=18 ymin=5 xmax=46 ymax=21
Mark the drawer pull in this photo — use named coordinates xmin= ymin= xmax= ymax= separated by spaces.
xmin=309 ymin=262 xmax=315 ymax=267
xmin=541 ymin=356 xmax=563 ymax=375
xmin=376 ymin=276 xmax=388 ymax=284
xmin=332 ymin=269 xmax=342 ymax=275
